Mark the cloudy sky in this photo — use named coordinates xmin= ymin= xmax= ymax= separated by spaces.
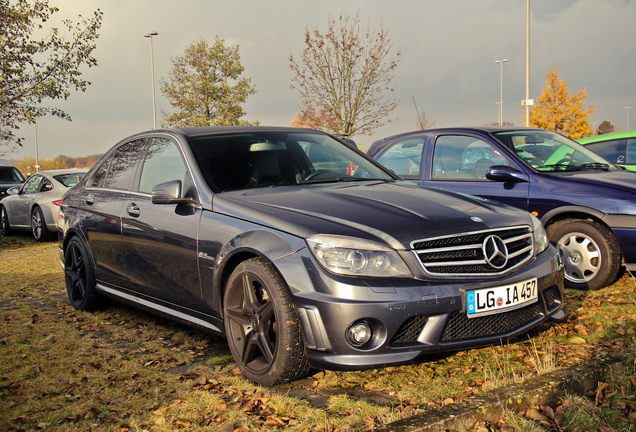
xmin=10 ymin=0 xmax=636 ymax=161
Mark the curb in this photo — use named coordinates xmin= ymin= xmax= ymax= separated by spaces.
xmin=375 ymin=347 xmax=636 ymax=432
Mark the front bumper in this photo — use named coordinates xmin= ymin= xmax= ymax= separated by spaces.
xmin=284 ymin=244 xmax=564 ymax=371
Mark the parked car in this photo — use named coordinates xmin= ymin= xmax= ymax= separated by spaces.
xmin=58 ymin=126 xmax=564 ymax=385
xmin=368 ymin=126 xmax=636 ymax=291
xmin=577 ymin=130 xmax=636 ymax=171
xmin=0 ymin=165 xmax=26 ymax=199
xmin=1 ymin=168 xmax=87 ymax=241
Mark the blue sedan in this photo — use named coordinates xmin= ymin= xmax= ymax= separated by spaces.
xmin=369 ymin=126 xmax=636 ymax=291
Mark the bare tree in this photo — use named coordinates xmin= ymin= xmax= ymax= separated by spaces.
xmin=416 ymin=109 xmax=437 ymax=130
xmin=288 ymin=12 xmax=400 ymax=136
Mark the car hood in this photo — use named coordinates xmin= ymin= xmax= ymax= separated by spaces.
xmin=548 ymin=169 xmax=636 ymax=192
xmin=213 ymin=181 xmax=532 ymax=249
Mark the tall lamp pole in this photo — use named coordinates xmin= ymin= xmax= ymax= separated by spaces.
xmin=525 ymin=0 xmax=531 ymax=127
xmin=34 ymin=123 xmax=39 ymax=173
xmin=495 ymin=59 xmax=508 ymax=125
xmin=626 ymin=106 xmax=632 ymax=130
xmin=144 ymin=31 xmax=158 ymax=129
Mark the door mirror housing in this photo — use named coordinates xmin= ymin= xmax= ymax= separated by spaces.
xmin=151 ymin=180 xmax=194 ymax=205
xmin=486 ymin=165 xmax=529 ymax=183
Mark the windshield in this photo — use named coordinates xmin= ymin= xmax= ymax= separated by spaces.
xmin=492 ymin=130 xmax=614 ymax=172
xmin=190 ymin=131 xmax=394 ymax=191
xmin=0 ymin=167 xmax=25 ymax=183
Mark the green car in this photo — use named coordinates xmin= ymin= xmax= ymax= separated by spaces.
xmin=577 ymin=130 xmax=636 ymax=171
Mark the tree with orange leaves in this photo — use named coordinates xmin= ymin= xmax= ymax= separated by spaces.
xmin=530 ymin=67 xmax=594 ymax=140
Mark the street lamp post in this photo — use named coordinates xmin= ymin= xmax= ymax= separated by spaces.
xmin=495 ymin=59 xmax=508 ymax=125
xmin=626 ymin=106 xmax=632 ymax=130
xmin=144 ymin=31 xmax=158 ymax=129
xmin=34 ymin=123 xmax=39 ymax=173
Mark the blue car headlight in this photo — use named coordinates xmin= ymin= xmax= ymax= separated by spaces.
xmin=306 ymin=234 xmax=412 ymax=278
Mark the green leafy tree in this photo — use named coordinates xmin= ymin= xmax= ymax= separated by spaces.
xmin=160 ymin=37 xmax=257 ymax=127
xmin=530 ymin=67 xmax=594 ymax=140
xmin=288 ymin=12 xmax=400 ymax=136
xmin=0 ymin=0 xmax=102 ymax=150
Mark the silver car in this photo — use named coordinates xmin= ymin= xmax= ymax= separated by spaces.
xmin=1 ymin=168 xmax=87 ymax=241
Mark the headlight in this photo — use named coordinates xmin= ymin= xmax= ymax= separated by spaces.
xmin=531 ymin=215 xmax=548 ymax=255
xmin=306 ymin=234 xmax=412 ymax=278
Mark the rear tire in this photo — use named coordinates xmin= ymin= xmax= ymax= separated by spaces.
xmin=65 ymin=237 xmax=102 ymax=311
xmin=223 ymin=258 xmax=311 ymax=385
xmin=547 ymin=219 xmax=620 ymax=291
xmin=31 ymin=206 xmax=53 ymax=242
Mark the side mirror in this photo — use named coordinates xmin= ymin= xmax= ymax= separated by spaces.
xmin=486 ymin=165 xmax=529 ymax=183
xmin=151 ymin=180 xmax=194 ymax=205
xmin=6 ymin=187 xmax=19 ymax=195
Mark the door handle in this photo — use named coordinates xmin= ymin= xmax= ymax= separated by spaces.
xmin=127 ymin=203 xmax=140 ymax=217
xmin=85 ymin=193 xmax=95 ymax=205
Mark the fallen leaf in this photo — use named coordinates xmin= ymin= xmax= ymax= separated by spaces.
xmin=153 ymin=406 xmax=168 ymax=416
xmin=569 ymin=336 xmax=586 ymax=345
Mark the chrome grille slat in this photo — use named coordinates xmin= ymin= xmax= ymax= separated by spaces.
xmin=412 ymin=225 xmax=534 ymax=276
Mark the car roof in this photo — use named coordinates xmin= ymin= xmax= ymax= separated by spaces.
xmin=33 ymin=168 xmax=89 ymax=175
xmin=131 ymin=126 xmax=324 ymax=139
xmin=368 ymin=126 xmax=548 ymax=156
xmin=577 ymin=130 xmax=636 ymax=144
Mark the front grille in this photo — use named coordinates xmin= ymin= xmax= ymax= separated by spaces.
xmin=441 ymin=302 xmax=543 ymax=342
xmin=392 ymin=315 xmax=428 ymax=344
xmin=412 ymin=226 xmax=533 ymax=276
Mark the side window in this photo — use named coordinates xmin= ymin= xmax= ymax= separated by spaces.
xmin=626 ymin=138 xmax=636 ymax=165
xmin=103 ymin=140 xmax=145 ymax=190
xmin=138 ymin=138 xmax=187 ymax=194
xmin=88 ymin=156 xmax=111 ymax=188
xmin=432 ymin=135 xmax=509 ymax=180
xmin=22 ymin=175 xmax=42 ymax=194
xmin=586 ymin=139 xmax=625 ymax=164
xmin=39 ymin=178 xmax=53 ymax=192
xmin=375 ymin=138 xmax=425 ymax=177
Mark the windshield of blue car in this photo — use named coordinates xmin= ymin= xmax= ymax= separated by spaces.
xmin=189 ymin=131 xmax=395 ymax=191
xmin=492 ymin=130 xmax=614 ymax=172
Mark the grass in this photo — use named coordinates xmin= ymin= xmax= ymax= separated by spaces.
xmin=1 ymin=235 xmax=635 ymax=431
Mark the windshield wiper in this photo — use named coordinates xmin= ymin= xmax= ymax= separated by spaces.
xmin=539 ymin=163 xmax=581 ymax=171
xmin=576 ymin=162 xmax=610 ymax=171
xmin=298 ymin=177 xmax=387 ymax=185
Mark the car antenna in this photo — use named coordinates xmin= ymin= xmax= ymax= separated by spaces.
xmin=413 ymin=97 xmax=424 ymax=130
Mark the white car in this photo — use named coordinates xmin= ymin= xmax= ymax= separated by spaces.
xmin=1 ymin=168 xmax=87 ymax=241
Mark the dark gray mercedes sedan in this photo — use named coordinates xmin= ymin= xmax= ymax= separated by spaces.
xmin=58 ymin=126 xmax=564 ymax=385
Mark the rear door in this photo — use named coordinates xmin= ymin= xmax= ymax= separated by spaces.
xmin=81 ymin=139 xmax=146 ymax=288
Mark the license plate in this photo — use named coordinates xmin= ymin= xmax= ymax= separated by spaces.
xmin=466 ymin=278 xmax=538 ymax=318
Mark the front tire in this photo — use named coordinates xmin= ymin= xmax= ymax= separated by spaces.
xmin=1 ymin=205 xmax=12 ymax=237
xmin=547 ymin=219 xmax=620 ymax=291
xmin=65 ymin=237 xmax=101 ymax=311
xmin=223 ymin=258 xmax=310 ymax=385
xmin=31 ymin=206 xmax=53 ymax=242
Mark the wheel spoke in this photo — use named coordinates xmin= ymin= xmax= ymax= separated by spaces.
xmin=65 ymin=244 xmax=87 ymax=303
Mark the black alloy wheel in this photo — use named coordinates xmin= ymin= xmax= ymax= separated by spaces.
xmin=64 ymin=237 xmax=100 ymax=311
xmin=224 ymin=258 xmax=310 ymax=385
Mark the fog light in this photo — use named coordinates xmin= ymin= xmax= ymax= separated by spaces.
xmin=348 ymin=322 xmax=372 ymax=346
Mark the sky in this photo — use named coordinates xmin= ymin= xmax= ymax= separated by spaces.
xmin=9 ymin=0 xmax=636 ymax=162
